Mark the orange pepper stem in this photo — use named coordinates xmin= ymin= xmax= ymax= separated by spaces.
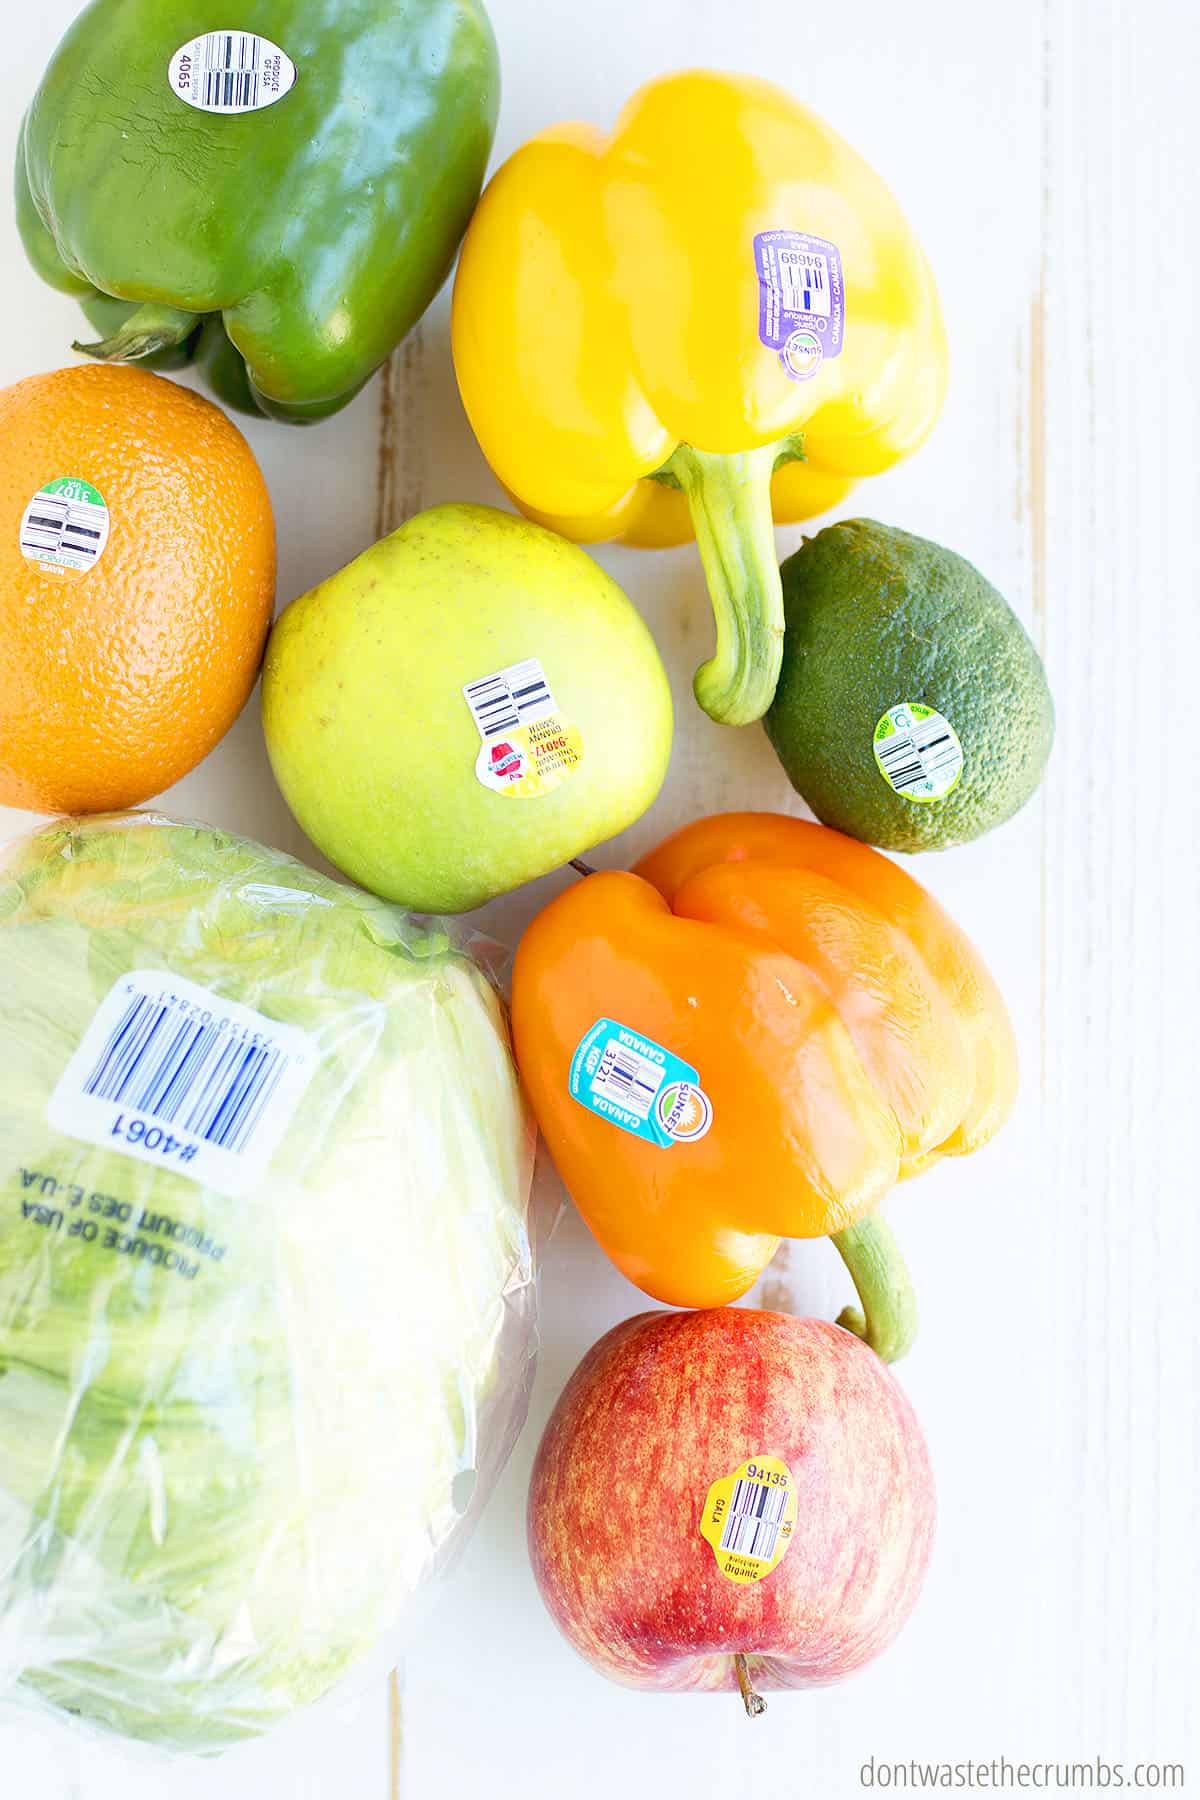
xmin=73 ymin=301 xmax=198 ymax=363
xmin=651 ymin=438 xmax=802 ymax=728
xmin=831 ymin=1211 xmax=919 ymax=1364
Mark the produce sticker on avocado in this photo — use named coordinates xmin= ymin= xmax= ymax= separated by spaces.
xmin=701 ymin=1455 xmax=798 ymax=1584
xmin=873 ymin=702 xmax=965 ymax=802
xmin=46 ymin=971 xmax=317 ymax=1198
xmin=169 ymin=30 xmax=297 ymax=114
xmin=462 ymin=656 xmax=584 ymax=799
xmin=19 ymin=477 xmax=109 ymax=578
xmin=568 ymin=1019 xmax=713 ymax=1148
xmin=755 ymin=230 xmax=845 ymax=381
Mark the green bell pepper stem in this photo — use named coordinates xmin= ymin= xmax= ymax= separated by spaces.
xmin=651 ymin=437 xmax=802 ymax=727
xmin=830 ymin=1211 xmax=919 ymax=1364
xmin=73 ymin=301 xmax=201 ymax=364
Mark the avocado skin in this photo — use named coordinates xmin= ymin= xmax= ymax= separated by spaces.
xmin=764 ymin=519 xmax=1055 ymax=853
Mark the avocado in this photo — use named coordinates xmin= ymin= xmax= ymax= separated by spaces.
xmin=764 ymin=519 xmax=1054 ymax=852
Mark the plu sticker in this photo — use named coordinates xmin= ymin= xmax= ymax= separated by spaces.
xmin=874 ymin=702 xmax=965 ymax=803
xmin=754 ymin=230 xmax=845 ymax=382
xmin=46 ymin=970 xmax=317 ymax=1200
xmin=462 ymin=657 xmax=584 ymax=799
xmin=568 ymin=1019 xmax=713 ymax=1148
xmin=700 ymin=1455 xmax=798 ymax=1585
xmin=19 ymin=477 xmax=110 ymax=578
xmin=169 ymin=31 xmax=297 ymax=114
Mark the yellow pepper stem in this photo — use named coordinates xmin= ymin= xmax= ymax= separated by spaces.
xmin=831 ymin=1211 xmax=919 ymax=1364
xmin=652 ymin=437 xmax=801 ymax=727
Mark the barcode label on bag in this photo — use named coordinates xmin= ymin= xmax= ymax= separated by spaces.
xmin=873 ymin=702 xmax=965 ymax=803
xmin=19 ymin=477 xmax=110 ymax=578
xmin=462 ymin=657 xmax=585 ymax=799
xmin=169 ymin=31 xmax=297 ymax=115
xmin=701 ymin=1456 xmax=798 ymax=1584
xmin=47 ymin=972 xmax=317 ymax=1197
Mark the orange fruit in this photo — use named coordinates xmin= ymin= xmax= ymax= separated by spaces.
xmin=0 ymin=364 xmax=275 ymax=813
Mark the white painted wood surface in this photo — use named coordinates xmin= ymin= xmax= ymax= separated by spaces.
xmin=2 ymin=1 xmax=1198 ymax=1794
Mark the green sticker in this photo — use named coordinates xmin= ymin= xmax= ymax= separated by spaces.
xmin=20 ymin=476 xmax=110 ymax=577
xmin=873 ymin=702 xmax=964 ymax=803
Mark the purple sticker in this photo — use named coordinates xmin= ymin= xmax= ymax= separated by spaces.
xmin=754 ymin=230 xmax=844 ymax=382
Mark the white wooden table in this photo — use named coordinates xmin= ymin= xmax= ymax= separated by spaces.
xmin=3 ymin=2 xmax=1198 ymax=1794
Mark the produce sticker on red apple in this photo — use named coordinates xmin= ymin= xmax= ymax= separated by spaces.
xmin=700 ymin=1455 xmax=798 ymax=1584
xmin=462 ymin=656 xmax=584 ymax=799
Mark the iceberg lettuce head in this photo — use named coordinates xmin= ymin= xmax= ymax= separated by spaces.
xmin=0 ymin=813 xmax=535 ymax=1752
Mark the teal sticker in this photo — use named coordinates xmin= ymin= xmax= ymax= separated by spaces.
xmin=568 ymin=1018 xmax=713 ymax=1149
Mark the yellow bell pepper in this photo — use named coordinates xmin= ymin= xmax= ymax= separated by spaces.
xmin=452 ymin=70 xmax=948 ymax=725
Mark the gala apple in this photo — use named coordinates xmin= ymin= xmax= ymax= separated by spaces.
xmin=528 ymin=1307 xmax=934 ymax=1713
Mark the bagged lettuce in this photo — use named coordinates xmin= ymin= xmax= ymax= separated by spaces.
xmin=0 ymin=813 xmax=535 ymax=1754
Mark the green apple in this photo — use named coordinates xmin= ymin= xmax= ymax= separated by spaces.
xmin=262 ymin=504 xmax=673 ymax=913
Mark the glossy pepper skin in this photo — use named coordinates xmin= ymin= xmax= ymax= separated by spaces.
xmin=511 ymin=814 xmax=1016 ymax=1358
xmin=452 ymin=71 xmax=947 ymax=724
xmin=17 ymin=0 xmax=500 ymax=423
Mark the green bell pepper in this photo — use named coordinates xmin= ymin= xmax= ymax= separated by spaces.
xmin=16 ymin=0 xmax=500 ymax=423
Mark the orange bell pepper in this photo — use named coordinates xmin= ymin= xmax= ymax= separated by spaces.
xmin=510 ymin=813 xmax=1017 ymax=1359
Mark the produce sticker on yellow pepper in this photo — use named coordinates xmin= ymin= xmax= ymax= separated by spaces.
xmin=700 ymin=1454 xmax=797 ymax=1584
xmin=462 ymin=656 xmax=584 ymax=799
xmin=754 ymin=229 xmax=845 ymax=381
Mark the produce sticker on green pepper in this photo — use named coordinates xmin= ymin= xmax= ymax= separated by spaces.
xmin=169 ymin=31 xmax=297 ymax=114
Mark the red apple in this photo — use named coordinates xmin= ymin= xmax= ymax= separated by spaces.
xmin=528 ymin=1307 xmax=934 ymax=1712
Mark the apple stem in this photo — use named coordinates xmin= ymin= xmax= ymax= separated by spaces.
xmin=569 ymin=858 xmax=596 ymax=878
xmin=830 ymin=1210 xmax=919 ymax=1364
xmin=733 ymin=1653 xmax=767 ymax=1719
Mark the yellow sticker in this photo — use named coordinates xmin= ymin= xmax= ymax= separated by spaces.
xmin=463 ymin=657 xmax=584 ymax=800
xmin=700 ymin=1455 xmax=797 ymax=1585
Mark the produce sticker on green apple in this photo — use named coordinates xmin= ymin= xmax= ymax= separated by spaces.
xmin=462 ymin=656 xmax=585 ymax=799
xmin=700 ymin=1455 xmax=798 ymax=1584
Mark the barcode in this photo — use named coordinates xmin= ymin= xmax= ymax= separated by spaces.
xmin=780 ymin=254 xmax=830 ymax=317
xmin=21 ymin=495 xmax=106 ymax=565
xmin=83 ymin=990 xmax=286 ymax=1154
xmin=199 ymin=31 xmax=263 ymax=111
xmin=47 ymin=971 xmax=317 ymax=1197
xmin=719 ymin=1478 xmax=790 ymax=1561
xmin=590 ymin=1041 xmax=666 ymax=1121
xmin=877 ymin=723 xmax=961 ymax=793
xmin=464 ymin=658 xmax=556 ymax=739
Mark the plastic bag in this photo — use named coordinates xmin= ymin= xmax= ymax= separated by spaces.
xmin=0 ymin=813 xmax=536 ymax=1755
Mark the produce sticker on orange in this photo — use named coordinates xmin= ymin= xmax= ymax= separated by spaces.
xmin=19 ymin=476 xmax=110 ymax=579
xmin=462 ymin=656 xmax=584 ymax=799
xmin=700 ymin=1455 xmax=797 ymax=1584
